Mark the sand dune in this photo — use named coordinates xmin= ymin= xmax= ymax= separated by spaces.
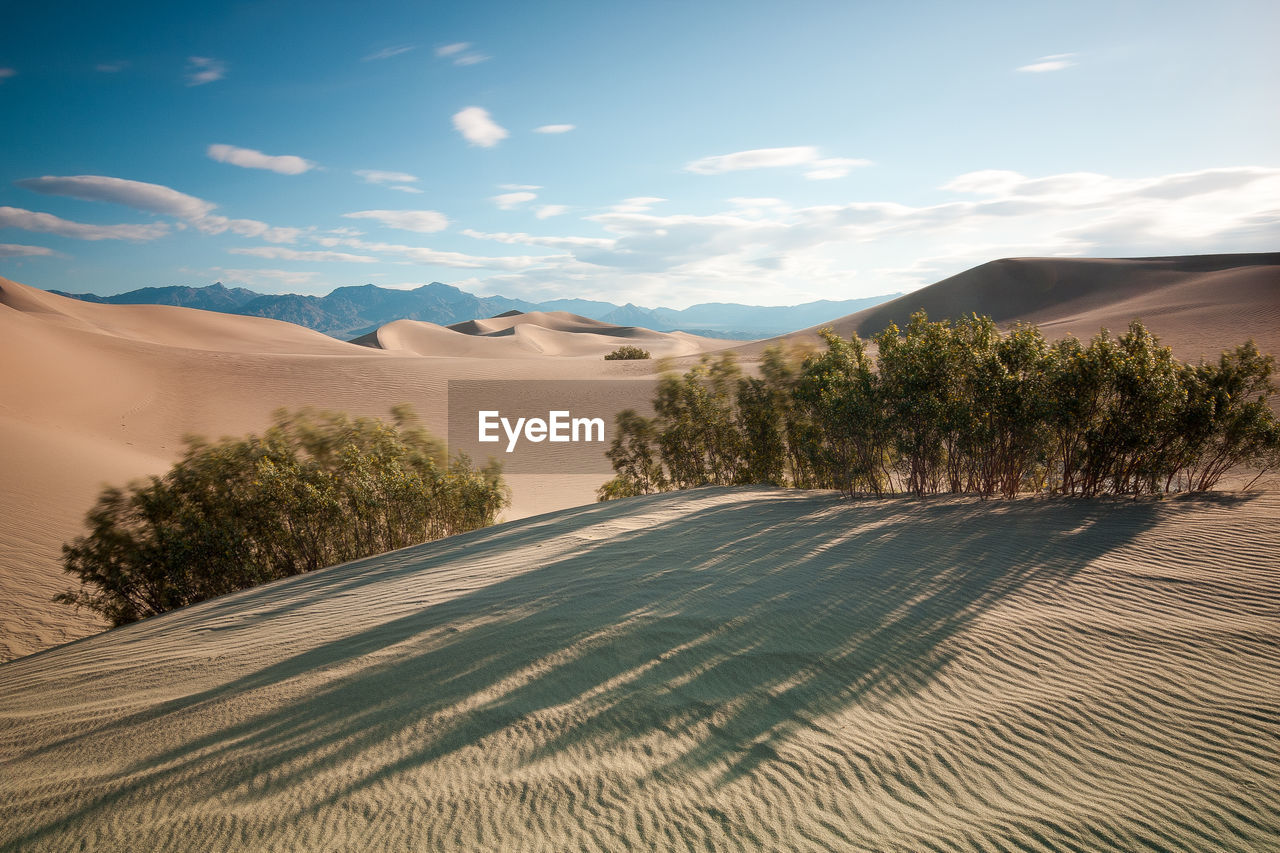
xmin=742 ymin=253 xmax=1280 ymax=361
xmin=0 ymin=279 xmax=675 ymax=660
xmin=2 ymin=253 xmax=1277 ymax=661
xmin=1 ymin=487 xmax=1277 ymax=851
xmin=356 ymin=310 xmax=736 ymax=358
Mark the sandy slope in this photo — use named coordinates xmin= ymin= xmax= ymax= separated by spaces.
xmin=1 ymin=487 xmax=1277 ymax=851
xmin=739 ymin=253 xmax=1280 ymax=361
xmin=0 ymin=279 xmax=681 ymax=661
xmin=354 ymin=310 xmax=737 ymax=359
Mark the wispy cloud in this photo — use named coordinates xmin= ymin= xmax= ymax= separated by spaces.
xmin=342 ymin=209 xmax=449 ymax=233
xmin=453 ymin=107 xmax=508 ymax=147
xmin=389 ymin=185 xmax=423 ymax=194
xmin=0 ymin=206 xmax=169 ymax=241
xmin=363 ymin=45 xmax=415 ymax=61
xmin=436 ymin=42 xmax=488 ymax=65
xmin=534 ymin=124 xmax=575 ymax=134
xmin=685 ymin=146 xmax=872 ymax=180
xmin=610 ymin=197 xmax=666 ymax=213
xmin=356 ymin=169 xmax=420 ymax=185
xmin=95 ymin=61 xmax=128 ymax=73
xmin=185 ymin=56 xmax=226 ymax=86
xmin=535 ymin=205 xmax=567 ymax=219
xmin=0 ymin=242 xmax=59 ymax=258
xmin=461 ymin=228 xmax=614 ymax=250
xmin=499 ymin=183 xmax=542 ymax=191
xmin=207 ymin=144 xmax=316 ymax=175
xmin=16 ymin=175 xmax=214 ymax=219
xmin=1017 ymin=53 xmax=1076 ymax=73
xmin=493 ymin=191 xmax=537 ymax=209
xmin=207 ymin=267 xmax=320 ymax=288
xmin=16 ymin=174 xmax=302 ymax=243
xmin=228 ymin=247 xmax=378 ymax=263
xmin=0 ymin=68 xmax=15 ymax=83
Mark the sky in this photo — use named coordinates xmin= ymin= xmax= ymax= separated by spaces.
xmin=0 ymin=0 xmax=1277 ymax=308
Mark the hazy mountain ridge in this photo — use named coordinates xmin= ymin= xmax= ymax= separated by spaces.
xmin=51 ymin=281 xmax=899 ymax=340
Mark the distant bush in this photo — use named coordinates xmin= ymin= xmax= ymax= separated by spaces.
xmin=57 ymin=407 xmax=508 ymax=626
xmin=598 ymin=313 xmax=1280 ymax=500
xmin=605 ymin=345 xmax=651 ymax=361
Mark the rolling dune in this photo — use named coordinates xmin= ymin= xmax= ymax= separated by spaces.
xmin=740 ymin=253 xmax=1280 ymax=361
xmin=0 ymin=278 xmax=681 ymax=660
xmin=355 ymin=310 xmax=736 ymax=358
xmin=1 ymin=488 xmax=1277 ymax=851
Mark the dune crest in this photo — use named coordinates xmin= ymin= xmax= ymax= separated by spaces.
xmin=740 ymin=253 xmax=1280 ymax=361
xmin=357 ymin=310 xmax=737 ymax=358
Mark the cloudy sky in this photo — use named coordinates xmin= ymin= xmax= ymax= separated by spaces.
xmin=0 ymin=0 xmax=1276 ymax=307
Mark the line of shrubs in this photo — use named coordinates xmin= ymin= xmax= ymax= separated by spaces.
xmin=598 ymin=313 xmax=1280 ymax=501
xmin=58 ymin=407 xmax=509 ymax=626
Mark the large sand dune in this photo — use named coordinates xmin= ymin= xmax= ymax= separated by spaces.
xmin=1 ymin=487 xmax=1277 ymax=851
xmin=743 ymin=253 xmax=1280 ymax=361
xmin=354 ymin=310 xmax=734 ymax=358
xmin=0 ymin=278 xmax=687 ymax=660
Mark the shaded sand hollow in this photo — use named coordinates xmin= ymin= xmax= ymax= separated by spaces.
xmin=1 ymin=487 xmax=1277 ymax=851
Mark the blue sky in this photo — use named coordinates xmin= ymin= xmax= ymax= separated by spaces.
xmin=0 ymin=0 xmax=1276 ymax=307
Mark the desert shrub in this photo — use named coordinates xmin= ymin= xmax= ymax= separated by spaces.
xmin=604 ymin=345 xmax=651 ymax=360
xmin=57 ymin=407 xmax=508 ymax=626
xmin=599 ymin=313 xmax=1278 ymax=501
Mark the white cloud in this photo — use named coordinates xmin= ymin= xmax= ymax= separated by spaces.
xmin=95 ymin=61 xmax=128 ymax=73
xmin=534 ymin=124 xmax=575 ymax=134
xmin=1018 ymin=53 xmax=1076 ymax=73
xmin=610 ymin=197 xmax=666 ymax=213
xmin=461 ymin=228 xmax=615 ymax=250
xmin=0 ymin=206 xmax=169 ymax=241
xmin=207 ymin=144 xmax=315 ymax=175
xmin=499 ymin=183 xmax=542 ymax=191
xmin=17 ymin=175 xmax=214 ymax=219
xmin=363 ymin=45 xmax=415 ymax=61
xmin=0 ymin=68 xmax=15 ymax=83
xmin=686 ymin=146 xmax=872 ymax=179
xmin=16 ymin=174 xmax=303 ymax=244
xmin=435 ymin=42 xmax=488 ymax=65
xmin=186 ymin=56 xmax=226 ymax=86
xmin=452 ymin=106 xmax=508 ymax=147
xmin=313 ymin=234 xmax=563 ymax=270
xmin=390 ymin=185 xmax=423 ymax=194
xmin=0 ymin=243 xmax=58 ymax=258
xmin=356 ymin=169 xmax=420 ymax=185
xmin=342 ymin=209 xmax=449 ymax=233
xmin=228 ymin=247 xmax=379 ymax=263
xmin=535 ymin=205 xmax=567 ymax=219
xmin=493 ymin=191 xmax=537 ymax=209
xmin=206 ymin=267 xmax=320 ymax=288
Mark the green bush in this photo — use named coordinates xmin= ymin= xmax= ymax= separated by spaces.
xmin=598 ymin=313 xmax=1279 ymax=501
xmin=604 ymin=345 xmax=651 ymax=360
xmin=57 ymin=407 xmax=508 ymax=626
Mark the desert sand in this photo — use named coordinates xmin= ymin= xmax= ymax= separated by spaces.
xmin=1 ymin=253 xmax=1277 ymax=664
xmin=741 ymin=253 xmax=1280 ymax=362
xmin=0 ymin=278 xmax=719 ymax=660
xmin=1 ymin=487 xmax=1277 ymax=851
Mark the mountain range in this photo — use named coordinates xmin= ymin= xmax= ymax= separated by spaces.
xmin=51 ymin=281 xmax=900 ymax=340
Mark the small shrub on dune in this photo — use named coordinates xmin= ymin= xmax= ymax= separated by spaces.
xmin=57 ymin=406 xmax=509 ymax=626
xmin=604 ymin=345 xmax=651 ymax=360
